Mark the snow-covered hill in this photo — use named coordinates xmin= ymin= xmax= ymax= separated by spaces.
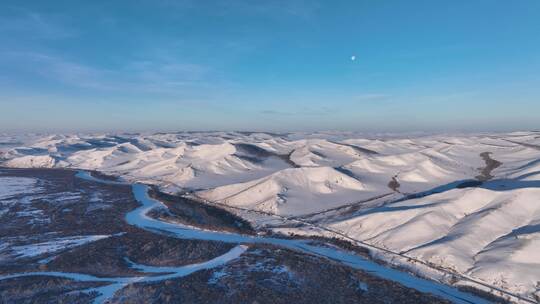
xmin=1 ymin=131 xmax=539 ymax=301
xmin=198 ymin=166 xmax=371 ymax=215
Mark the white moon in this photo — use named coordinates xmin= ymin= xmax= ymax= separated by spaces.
xmin=351 ymin=55 xmax=356 ymax=61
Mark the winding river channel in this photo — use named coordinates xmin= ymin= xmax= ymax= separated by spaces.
xmin=0 ymin=171 xmax=492 ymax=304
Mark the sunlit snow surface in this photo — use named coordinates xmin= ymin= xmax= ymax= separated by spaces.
xmin=2 ymin=131 xmax=540 ymax=300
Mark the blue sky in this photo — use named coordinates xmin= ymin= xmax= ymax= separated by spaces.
xmin=1 ymin=0 xmax=539 ymax=132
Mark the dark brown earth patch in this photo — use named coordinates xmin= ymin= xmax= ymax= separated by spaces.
xmin=388 ymin=175 xmax=401 ymax=192
xmin=476 ymin=152 xmax=502 ymax=181
xmin=109 ymin=244 xmax=450 ymax=304
xmin=0 ymin=275 xmax=103 ymax=304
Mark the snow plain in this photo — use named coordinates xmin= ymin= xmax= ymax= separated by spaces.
xmin=1 ymin=131 xmax=539 ymax=301
xmin=0 ymin=176 xmax=39 ymax=200
xmin=9 ymin=235 xmax=112 ymax=259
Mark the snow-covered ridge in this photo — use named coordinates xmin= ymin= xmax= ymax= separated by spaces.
xmin=1 ymin=131 xmax=540 ymax=300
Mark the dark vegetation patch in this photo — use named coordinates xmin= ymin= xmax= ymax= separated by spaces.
xmin=0 ymin=169 xmax=234 ymax=278
xmin=149 ymin=189 xmax=255 ymax=235
xmin=110 ymin=245 xmax=450 ymax=304
xmin=44 ymin=230 xmax=234 ymax=277
xmin=0 ymin=276 xmax=102 ymax=304
xmin=0 ymin=168 xmax=137 ymax=240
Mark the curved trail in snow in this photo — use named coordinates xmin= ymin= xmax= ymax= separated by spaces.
xmin=0 ymin=171 xmax=512 ymax=304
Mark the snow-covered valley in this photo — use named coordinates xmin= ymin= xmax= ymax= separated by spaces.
xmin=1 ymin=131 xmax=539 ymax=302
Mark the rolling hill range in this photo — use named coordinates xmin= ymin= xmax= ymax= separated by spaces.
xmin=2 ymin=131 xmax=539 ymax=301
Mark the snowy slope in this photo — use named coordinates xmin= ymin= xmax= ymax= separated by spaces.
xmin=329 ymin=182 xmax=540 ymax=299
xmin=198 ymin=166 xmax=372 ymax=215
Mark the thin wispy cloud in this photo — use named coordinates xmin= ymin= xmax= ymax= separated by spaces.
xmin=260 ymin=106 xmax=338 ymax=116
xmin=219 ymin=0 xmax=320 ymax=19
xmin=0 ymin=51 xmax=114 ymax=90
xmin=260 ymin=110 xmax=294 ymax=116
xmin=356 ymin=94 xmax=391 ymax=102
xmin=0 ymin=8 xmax=76 ymax=40
xmin=0 ymin=50 xmax=219 ymax=96
xmin=155 ymin=0 xmax=320 ymax=19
